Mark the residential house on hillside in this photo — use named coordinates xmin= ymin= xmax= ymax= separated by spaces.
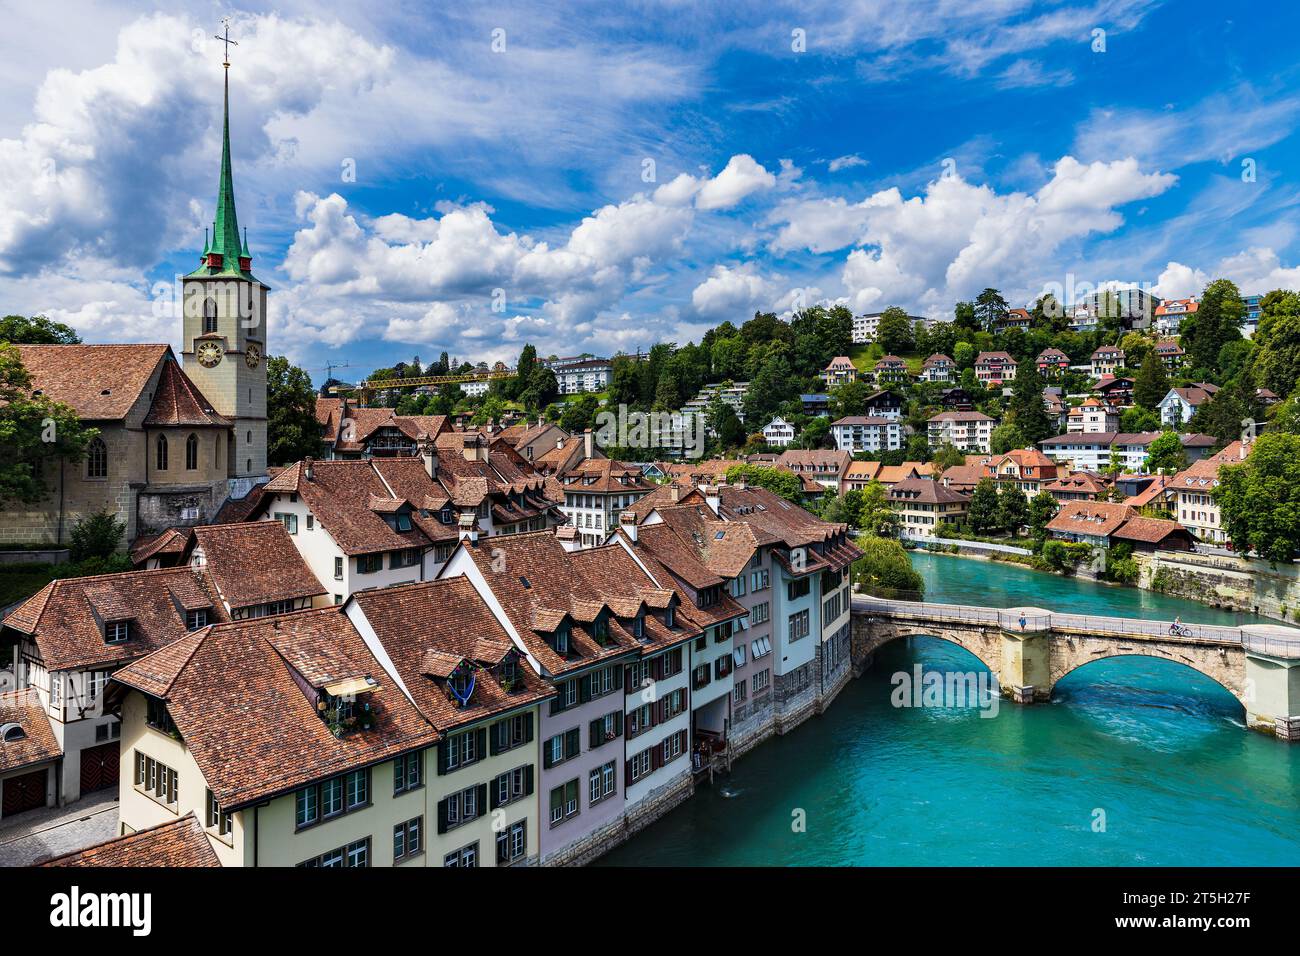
xmin=822 ymin=356 xmax=858 ymax=387
xmin=315 ymin=397 xmax=452 ymax=460
xmin=927 ymin=411 xmax=996 ymax=453
xmin=551 ymin=358 xmax=612 ymax=395
xmin=1047 ymin=500 xmax=1193 ymax=552
xmin=829 ymin=416 xmax=903 ymax=454
xmin=1091 ymin=346 xmax=1126 ymax=378
xmin=1094 ymin=376 xmax=1136 ymax=407
xmin=862 ymin=389 xmax=904 ymax=420
xmin=974 ymin=351 xmax=1017 ymax=387
xmin=1043 ymin=471 xmax=1110 ymax=503
xmin=761 ymin=417 xmax=796 ymax=448
xmin=873 ymin=355 xmax=910 ymax=385
xmin=1154 ymin=298 xmax=1197 ymax=336
xmin=919 ymin=354 xmax=954 ymax=383
xmin=1068 ymin=397 xmax=1120 ymax=434
xmin=1159 ymin=383 xmax=1219 ymax=427
xmin=1039 ymin=432 xmax=1216 ymax=472
xmin=983 ymin=449 xmax=1058 ymax=496
xmin=1154 ymin=340 xmax=1185 ymax=370
xmin=939 ymin=387 xmax=976 ymax=411
xmin=1036 ymin=347 xmax=1071 ymax=379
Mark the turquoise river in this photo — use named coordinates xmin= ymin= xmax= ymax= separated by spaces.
xmin=601 ymin=551 xmax=1300 ymax=866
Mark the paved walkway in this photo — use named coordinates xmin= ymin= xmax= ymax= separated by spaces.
xmin=0 ymin=790 xmax=119 ymax=866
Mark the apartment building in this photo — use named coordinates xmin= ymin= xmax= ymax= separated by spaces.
xmin=775 ymin=449 xmax=852 ymax=490
xmin=829 ymin=416 xmax=903 ymax=454
xmin=1038 ymin=432 xmax=1216 ymax=472
xmin=552 ymin=358 xmax=612 ymax=395
xmin=1154 ymin=340 xmax=1185 ymax=370
xmin=1154 ymin=298 xmax=1197 ymax=336
xmin=346 ymin=579 xmax=553 ymax=867
xmin=888 ymin=478 xmax=971 ymax=539
xmin=974 ymin=351 xmax=1016 ymax=387
xmin=556 ymin=457 xmax=653 ymax=548
xmin=110 ymin=608 xmax=440 ymax=867
xmin=1169 ymin=440 xmax=1249 ymax=546
xmin=983 ymin=448 xmax=1058 ymax=496
xmin=1067 ymin=397 xmax=1120 ymax=434
xmin=927 ymin=411 xmax=996 ymax=453
xmin=1 ymin=525 xmax=325 ymax=809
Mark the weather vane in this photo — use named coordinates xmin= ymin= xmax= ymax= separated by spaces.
xmin=214 ymin=18 xmax=238 ymax=68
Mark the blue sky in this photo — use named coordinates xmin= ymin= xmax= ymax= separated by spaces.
xmin=1 ymin=1 xmax=1298 ymax=385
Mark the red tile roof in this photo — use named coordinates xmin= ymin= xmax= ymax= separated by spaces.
xmin=40 ymin=813 xmax=220 ymax=867
xmin=142 ymin=358 xmax=229 ymax=427
xmin=15 ymin=344 xmax=170 ymax=421
xmin=0 ymin=688 xmax=61 ymax=772
xmin=187 ymin=521 xmax=326 ymax=610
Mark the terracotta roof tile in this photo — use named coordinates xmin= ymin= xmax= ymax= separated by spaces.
xmin=0 ymin=688 xmax=61 ymax=772
xmin=142 ymin=358 xmax=230 ymax=427
xmin=188 ymin=521 xmax=326 ymax=610
xmin=41 ymin=813 xmax=220 ymax=868
xmin=14 ymin=344 xmax=169 ymax=421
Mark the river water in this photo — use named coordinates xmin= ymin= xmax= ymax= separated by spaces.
xmin=601 ymin=551 xmax=1300 ymax=866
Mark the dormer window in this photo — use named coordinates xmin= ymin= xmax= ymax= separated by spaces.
xmin=105 ymin=620 xmax=130 ymax=644
xmin=555 ymin=624 xmax=570 ymax=656
xmin=664 ymin=606 xmax=675 ymax=628
xmin=592 ymin=613 xmax=609 ymax=644
xmin=397 ymin=514 xmax=412 ymax=532
xmin=185 ymin=609 xmax=208 ymax=632
xmin=441 ymin=508 xmax=453 ymax=524
xmin=1 ymin=723 xmax=27 ymax=743
xmin=498 ymin=652 xmax=521 ymax=691
xmin=633 ymin=613 xmax=645 ymax=638
xmin=448 ymin=666 xmax=474 ymax=706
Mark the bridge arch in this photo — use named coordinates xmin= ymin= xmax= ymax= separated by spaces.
xmin=865 ymin=626 xmax=1003 ymax=683
xmin=1048 ymin=643 xmax=1247 ymax=709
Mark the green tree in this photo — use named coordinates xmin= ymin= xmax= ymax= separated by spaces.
xmin=852 ymin=537 xmax=924 ymax=597
xmin=0 ymin=344 xmax=96 ymax=507
xmin=996 ymin=485 xmax=1030 ymax=535
xmin=877 ymin=306 xmax=914 ymax=355
xmin=1188 ymin=383 xmax=1256 ymax=447
xmin=518 ymin=366 xmax=559 ymax=412
xmin=857 ymin=480 xmax=900 ymax=537
xmin=724 ymin=464 xmax=802 ymax=502
xmin=930 ymin=443 xmax=966 ymax=472
xmin=973 ymin=288 xmax=1009 ymax=332
xmin=1146 ymin=431 xmax=1188 ymax=473
xmin=968 ymin=477 xmax=1000 ymax=533
xmin=1181 ymin=278 xmax=1245 ymax=368
xmin=1132 ymin=350 xmax=1170 ymax=410
xmin=0 ymin=314 xmax=81 ymax=344
xmin=712 ymin=402 xmax=747 ymax=450
xmin=989 ymin=421 xmax=1022 ymax=455
xmin=1215 ymin=432 xmax=1300 ymax=564
xmin=1007 ymin=359 xmax=1053 ymax=445
xmin=1251 ymin=292 xmax=1300 ymax=399
xmin=267 ymin=356 xmax=324 ymax=466
xmin=559 ymin=394 xmax=600 ymax=434
xmin=1028 ymin=491 xmax=1058 ymax=547
xmin=796 ymin=415 xmax=830 ymax=450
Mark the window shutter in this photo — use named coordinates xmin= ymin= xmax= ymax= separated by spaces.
xmin=614 ymin=711 xmax=624 ymax=737
xmin=566 ymin=727 xmax=580 ymax=758
xmin=623 ymin=665 xmax=632 ymax=690
xmin=436 ymin=741 xmax=449 ymax=775
xmin=475 ymin=728 xmax=487 ymax=759
xmin=625 ymin=759 xmax=634 ymax=788
xmin=489 ymin=723 xmax=502 ymax=756
xmin=613 ymin=666 xmax=624 ymax=690
xmin=579 ymin=679 xmax=591 ymax=704
xmin=490 ymin=777 xmax=502 ymax=811
xmin=589 ymin=718 xmax=601 ymax=749
xmin=523 ymin=712 xmax=534 ymax=743
xmin=652 ymin=746 xmax=663 ymax=770
xmin=543 ymin=742 xmax=555 ymax=770
xmin=476 ymin=783 xmax=488 ymax=818
xmin=624 ymin=713 xmax=633 ymax=738
xmin=437 ymin=798 xmax=449 ymax=834
xmin=651 ymin=656 xmax=663 ymax=681
xmin=524 ymin=765 xmax=534 ymax=796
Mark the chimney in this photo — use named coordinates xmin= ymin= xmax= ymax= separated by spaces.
xmin=418 ymin=438 xmax=437 ymax=479
xmin=556 ymin=437 xmax=565 ymax=450
xmin=583 ymin=428 xmax=594 ymax=461
xmin=620 ymin=511 xmax=638 ymax=543
xmin=303 ymin=457 xmax=315 ymax=482
xmin=669 ymin=484 xmax=681 ymax=503
xmin=702 ymin=483 xmax=720 ymax=514
xmin=457 ymin=512 xmax=479 ymax=544
xmin=734 ymin=477 xmax=746 ymax=491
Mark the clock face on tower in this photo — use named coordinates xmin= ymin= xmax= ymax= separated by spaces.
xmin=245 ymin=343 xmax=262 ymax=369
xmin=196 ymin=341 xmax=223 ymax=368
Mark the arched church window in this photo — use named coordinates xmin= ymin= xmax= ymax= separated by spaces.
xmin=86 ymin=438 xmax=107 ymax=479
xmin=186 ymin=433 xmax=199 ymax=471
xmin=156 ymin=434 xmax=168 ymax=471
xmin=203 ymin=298 xmax=218 ymax=335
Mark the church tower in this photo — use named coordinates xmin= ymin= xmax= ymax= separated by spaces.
xmin=182 ymin=40 xmax=268 ymax=480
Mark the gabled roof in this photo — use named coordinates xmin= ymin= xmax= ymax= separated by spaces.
xmin=0 ymin=688 xmax=61 ymax=772
xmin=714 ymin=484 xmax=853 ymax=554
xmin=142 ymin=358 xmax=230 ymax=427
xmin=4 ymin=567 xmax=229 ymax=672
xmin=111 ymin=609 xmax=437 ymax=808
xmin=14 ymin=344 xmax=170 ymax=421
xmin=1047 ymin=500 xmax=1133 ymax=537
xmin=186 ymin=521 xmax=326 ymax=610
xmin=888 ymin=477 xmax=970 ymax=504
xmin=348 ymin=577 xmax=554 ymax=732
xmin=41 ymin=813 xmax=220 ymax=868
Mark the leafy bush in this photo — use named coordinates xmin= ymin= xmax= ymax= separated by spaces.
xmin=69 ymin=511 xmax=125 ymax=562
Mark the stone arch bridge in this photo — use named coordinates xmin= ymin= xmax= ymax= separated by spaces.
xmin=850 ymin=596 xmax=1300 ymax=740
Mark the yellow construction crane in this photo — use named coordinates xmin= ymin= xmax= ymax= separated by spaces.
xmin=330 ymin=369 xmax=514 ymax=402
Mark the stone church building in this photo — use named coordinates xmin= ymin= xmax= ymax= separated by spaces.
xmin=0 ymin=68 xmax=268 ymax=548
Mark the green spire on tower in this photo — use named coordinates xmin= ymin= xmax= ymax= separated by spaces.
xmin=189 ymin=24 xmax=257 ymax=282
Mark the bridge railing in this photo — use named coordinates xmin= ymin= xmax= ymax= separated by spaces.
xmin=851 ymin=595 xmax=1254 ymax=645
xmin=1242 ymin=631 xmax=1300 ymax=660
